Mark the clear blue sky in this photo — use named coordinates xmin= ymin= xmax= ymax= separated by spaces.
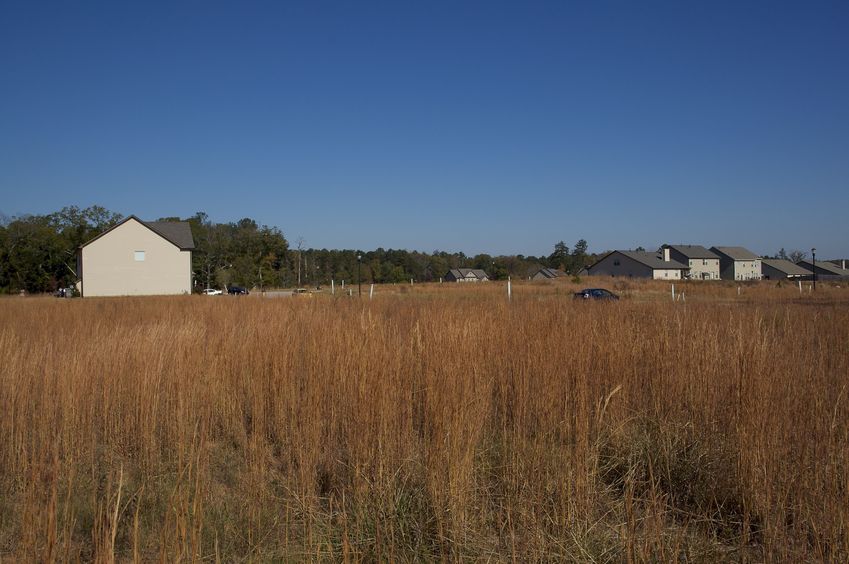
xmin=2 ymin=1 xmax=848 ymax=258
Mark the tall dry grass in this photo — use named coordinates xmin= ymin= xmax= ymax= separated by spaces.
xmin=1 ymin=283 xmax=848 ymax=561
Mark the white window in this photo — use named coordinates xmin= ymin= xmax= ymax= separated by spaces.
xmin=134 ymin=251 xmax=145 ymax=261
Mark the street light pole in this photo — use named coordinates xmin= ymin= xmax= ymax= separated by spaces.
xmin=357 ymin=254 xmax=362 ymax=297
xmin=812 ymin=248 xmax=817 ymax=291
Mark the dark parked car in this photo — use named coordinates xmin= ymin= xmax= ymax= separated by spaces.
xmin=573 ymin=288 xmax=619 ymax=301
xmin=227 ymin=286 xmax=249 ymax=295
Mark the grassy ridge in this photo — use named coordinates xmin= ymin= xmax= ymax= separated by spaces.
xmin=1 ymin=282 xmax=848 ymax=561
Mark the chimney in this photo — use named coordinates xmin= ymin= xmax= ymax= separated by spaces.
xmin=662 ymin=247 xmax=671 ymax=262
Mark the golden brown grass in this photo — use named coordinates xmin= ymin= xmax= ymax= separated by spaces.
xmin=1 ymin=281 xmax=848 ymax=561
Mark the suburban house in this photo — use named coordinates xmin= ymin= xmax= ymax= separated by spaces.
xmin=586 ymin=249 xmax=688 ymax=279
xmin=709 ymin=247 xmax=762 ymax=280
xmin=532 ymin=267 xmax=566 ymax=281
xmin=661 ymin=245 xmax=720 ymax=280
xmin=77 ymin=216 xmax=195 ymax=297
xmin=761 ymin=259 xmax=812 ymax=280
xmin=796 ymin=260 xmax=849 ymax=280
xmin=444 ymin=268 xmax=490 ymax=282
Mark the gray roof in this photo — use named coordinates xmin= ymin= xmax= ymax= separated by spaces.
xmin=447 ymin=268 xmax=489 ymax=279
xmin=798 ymin=260 xmax=849 ymax=276
xmin=663 ymin=244 xmax=719 ymax=259
xmin=144 ymin=220 xmax=195 ymax=249
xmin=80 ymin=215 xmax=195 ymax=250
xmin=535 ymin=268 xmax=566 ymax=278
xmin=618 ymin=251 xmax=688 ymax=270
xmin=761 ymin=259 xmax=811 ymax=276
xmin=710 ymin=246 xmax=759 ymax=260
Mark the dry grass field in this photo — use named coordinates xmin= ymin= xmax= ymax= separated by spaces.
xmin=1 ymin=279 xmax=848 ymax=562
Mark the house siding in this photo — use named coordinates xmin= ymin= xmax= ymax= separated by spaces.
xmin=668 ymin=253 xmax=719 ymax=280
xmin=715 ymin=255 xmax=762 ymax=281
xmin=725 ymin=260 xmax=762 ymax=281
xmin=651 ymin=268 xmax=683 ymax=280
xmin=686 ymin=258 xmax=720 ymax=280
xmin=588 ymin=253 xmax=654 ymax=278
xmin=81 ymin=219 xmax=192 ymax=297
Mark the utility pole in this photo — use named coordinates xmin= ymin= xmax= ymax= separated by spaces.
xmin=357 ymin=254 xmax=362 ymax=297
xmin=812 ymin=247 xmax=817 ymax=291
xmin=296 ymin=236 xmax=304 ymax=288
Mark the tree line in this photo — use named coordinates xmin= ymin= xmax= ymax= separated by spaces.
xmin=0 ymin=206 xmax=598 ymax=293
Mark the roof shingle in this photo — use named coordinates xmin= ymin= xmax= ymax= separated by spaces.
xmin=710 ymin=246 xmax=759 ymax=261
xmin=663 ymin=244 xmax=719 ymax=259
xmin=618 ymin=251 xmax=688 ymax=269
xmin=761 ymin=259 xmax=811 ymax=276
xmin=144 ymin=220 xmax=195 ymax=250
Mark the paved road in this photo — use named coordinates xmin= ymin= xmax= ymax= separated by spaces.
xmin=261 ymin=290 xmax=294 ymax=298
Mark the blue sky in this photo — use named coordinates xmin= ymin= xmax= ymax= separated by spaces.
xmin=2 ymin=1 xmax=848 ymax=258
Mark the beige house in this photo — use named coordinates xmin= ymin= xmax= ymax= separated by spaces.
xmin=710 ymin=247 xmax=762 ymax=280
xmin=78 ymin=216 xmax=195 ymax=297
xmin=587 ymin=249 xmax=688 ymax=279
xmin=661 ymin=245 xmax=720 ymax=280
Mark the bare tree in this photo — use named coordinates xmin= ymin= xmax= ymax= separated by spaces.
xmin=788 ymin=250 xmax=807 ymax=263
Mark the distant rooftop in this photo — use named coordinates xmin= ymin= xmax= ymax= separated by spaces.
xmin=448 ymin=268 xmax=489 ymax=279
xmin=761 ymin=259 xmax=811 ymax=276
xmin=710 ymin=246 xmax=759 ymax=261
xmin=535 ymin=268 xmax=566 ymax=279
xmin=618 ymin=251 xmax=688 ymax=270
xmin=798 ymin=260 xmax=849 ymax=276
xmin=662 ymin=244 xmax=719 ymax=259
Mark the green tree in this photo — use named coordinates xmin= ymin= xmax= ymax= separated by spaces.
xmin=548 ymin=241 xmax=569 ymax=270
xmin=2 ymin=215 xmax=66 ymax=292
xmin=570 ymin=239 xmax=590 ymax=273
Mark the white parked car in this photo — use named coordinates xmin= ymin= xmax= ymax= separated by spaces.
xmin=203 ymin=288 xmax=223 ymax=295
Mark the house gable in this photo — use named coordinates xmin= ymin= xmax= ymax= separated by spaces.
xmin=80 ymin=216 xmax=193 ymax=297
